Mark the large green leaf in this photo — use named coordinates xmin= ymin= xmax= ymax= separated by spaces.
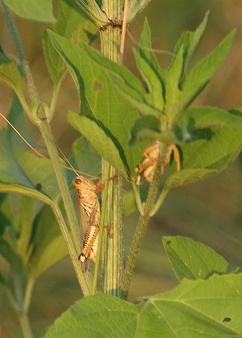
xmin=29 ymin=205 xmax=67 ymax=279
xmin=45 ymin=274 xmax=242 ymax=338
xmin=163 ymin=236 xmax=228 ymax=281
xmin=165 ymin=17 xmax=235 ymax=123
xmin=172 ymin=12 xmax=208 ymax=75
xmin=69 ymin=136 xmax=101 ymax=179
xmin=48 ymin=31 xmax=146 ymax=179
xmin=79 ymin=14 xmax=235 ymax=158
xmin=3 ymin=0 xmax=55 ymax=22
xmin=183 ymin=106 xmax=242 ymax=130
xmin=43 ymin=0 xmax=97 ymax=85
xmin=179 ymin=30 xmax=236 ymax=116
xmin=83 ymin=31 xmax=162 ymax=118
xmin=164 ymin=107 xmax=242 ymax=189
xmin=68 ymin=113 xmax=128 ymax=177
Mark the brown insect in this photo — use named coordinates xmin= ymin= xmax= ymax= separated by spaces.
xmin=0 ymin=112 xmax=103 ymax=272
xmin=135 ymin=141 xmax=180 ymax=184
xmin=74 ymin=176 xmax=102 ymax=272
xmin=0 ymin=112 xmax=115 ymax=273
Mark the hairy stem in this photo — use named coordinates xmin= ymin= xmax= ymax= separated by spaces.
xmin=100 ymin=0 xmax=123 ymax=297
xmin=92 ymin=164 xmax=111 ymax=294
xmin=122 ymin=143 xmax=169 ymax=299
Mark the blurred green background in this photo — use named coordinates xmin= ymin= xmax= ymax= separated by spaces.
xmin=1 ymin=0 xmax=242 ymax=337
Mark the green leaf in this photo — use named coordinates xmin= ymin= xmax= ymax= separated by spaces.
xmin=3 ymin=0 xmax=55 ymax=22
xmin=165 ymin=19 xmax=235 ymax=124
xmin=70 ymin=137 xmax=101 ymax=178
xmin=0 ymin=270 xmax=19 ymax=311
xmin=0 ymin=47 xmax=25 ymax=102
xmin=134 ymin=19 xmax=165 ymax=111
xmin=182 ymin=129 xmax=242 ymax=171
xmin=29 ymin=205 xmax=67 ymax=279
xmin=172 ymin=12 xmax=209 ymax=78
xmin=48 ymin=31 xmax=146 ymax=178
xmin=129 ymin=115 xmax=178 ymax=146
xmin=0 ymin=194 xmax=67 ymax=279
xmin=165 ymin=46 xmax=184 ymax=120
xmin=180 ymin=30 xmax=236 ymax=114
xmin=43 ymin=0 xmax=97 ymax=85
xmin=164 ymin=168 xmax=218 ymax=189
xmin=0 ymin=194 xmax=39 ymax=268
xmin=83 ymin=30 xmax=162 ymax=118
xmin=67 ymin=113 xmax=128 ymax=178
xmin=163 ymin=236 xmax=228 ymax=281
xmin=0 ymin=107 xmax=60 ymax=204
xmin=45 ymin=274 xmax=242 ymax=337
xmin=129 ymin=115 xmax=160 ymax=146
xmin=184 ymin=106 xmax=242 ymax=130
xmin=164 ymin=108 xmax=242 ymax=189
xmin=0 ymin=238 xmax=23 ymax=272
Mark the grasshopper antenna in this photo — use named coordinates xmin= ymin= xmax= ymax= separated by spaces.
xmin=0 ymin=112 xmax=48 ymax=159
xmin=0 ymin=112 xmax=97 ymax=179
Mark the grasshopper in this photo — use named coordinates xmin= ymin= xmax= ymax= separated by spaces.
xmin=74 ymin=176 xmax=102 ymax=272
xmin=135 ymin=141 xmax=180 ymax=184
xmin=0 ymin=112 xmax=104 ymax=272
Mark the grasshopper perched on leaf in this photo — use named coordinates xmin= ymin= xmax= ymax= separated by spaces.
xmin=135 ymin=141 xmax=180 ymax=184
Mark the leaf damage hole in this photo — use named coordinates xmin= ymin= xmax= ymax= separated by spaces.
xmin=167 ymin=240 xmax=172 ymax=245
xmin=93 ymin=80 xmax=102 ymax=92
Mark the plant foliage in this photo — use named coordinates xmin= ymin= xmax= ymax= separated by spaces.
xmin=0 ymin=1 xmax=242 ymax=337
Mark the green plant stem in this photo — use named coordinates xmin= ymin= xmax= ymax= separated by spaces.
xmin=100 ymin=0 xmax=122 ymax=63
xmin=122 ymin=143 xmax=169 ymax=299
xmin=73 ymin=0 xmax=107 ymax=27
xmin=0 ymin=0 xmax=40 ymax=104
xmin=37 ymin=120 xmax=92 ymax=295
xmin=51 ymin=203 xmax=93 ymax=295
xmin=102 ymin=166 xmax=123 ymax=297
xmin=18 ymin=312 xmax=33 ymax=338
xmin=2 ymin=0 xmax=93 ymax=296
xmin=37 ymin=121 xmax=79 ymax=249
xmin=23 ymin=278 xmax=34 ymax=314
xmin=12 ymin=272 xmax=33 ymax=338
xmin=92 ymin=164 xmax=111 ymax=294
xmin=99 ymin=0 xmax=123 ymax=297
xmin=132 ymin=181 xmax=145 ymax=215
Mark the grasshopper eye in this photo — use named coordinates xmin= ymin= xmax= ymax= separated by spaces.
xmin=75 ymin=177 xmax=82 ymax=184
